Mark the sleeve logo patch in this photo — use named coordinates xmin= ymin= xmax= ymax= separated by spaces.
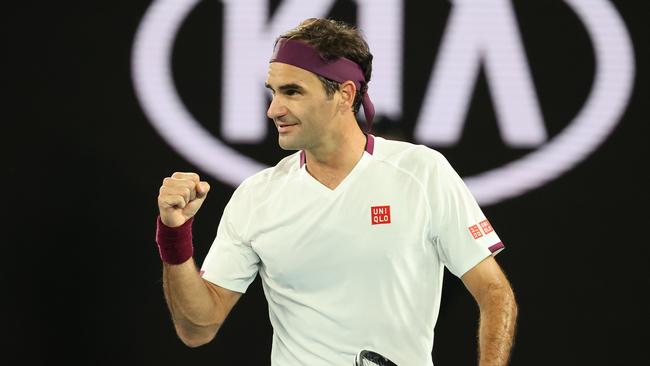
xmin=480 ymin=219 xmax=494 ymax=234
xmin=469 ymin=224 xmax=483 ymax=239
xmin=371 ymin=205 xmax=391 ymax=225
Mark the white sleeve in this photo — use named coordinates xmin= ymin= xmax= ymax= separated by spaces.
xmin=200 ymin=182 xmax=260 ymax=293
xmin=428 ymin=151 xmax=504 ymax=278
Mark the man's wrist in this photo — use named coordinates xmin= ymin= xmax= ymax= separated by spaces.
xmin=155 ymin=215 xmax=194 ymax=264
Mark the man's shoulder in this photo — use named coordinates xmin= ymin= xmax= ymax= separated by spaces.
xmin=373 ymin=135 xmax=447 ymax=172
xmin=236 ymin=151 xmax=301 ymax=192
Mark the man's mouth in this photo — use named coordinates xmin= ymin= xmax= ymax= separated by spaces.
xmin=277 ymin=123 xmax=298 ymax=133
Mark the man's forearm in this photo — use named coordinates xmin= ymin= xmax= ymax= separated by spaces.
xmin=477 ymin=284 xmax=518 ymax=365
xmin=162 ymin=259 xmax=223 ymax=346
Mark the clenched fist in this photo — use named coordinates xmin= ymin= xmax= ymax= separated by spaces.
xmin=158 ymin=172 xmax=211 ymax=228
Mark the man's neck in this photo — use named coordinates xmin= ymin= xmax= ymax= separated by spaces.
xmin=303 ymin=126 xmax=367 ymax=190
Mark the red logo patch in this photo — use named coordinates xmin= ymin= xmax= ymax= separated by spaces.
xmin=371 ymin=205 xmax=391 ymax=225
xmin=480 ymin=219 xmax=494 ymax=234
xmin=469 ymin=225 xmax=483 ymax=239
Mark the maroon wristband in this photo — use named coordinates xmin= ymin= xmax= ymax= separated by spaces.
xmin=155 ymin=215 xmax=194 ymax=264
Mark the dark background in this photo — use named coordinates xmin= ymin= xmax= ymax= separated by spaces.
xmin=4 ymin=0 xmax=649 ymax=364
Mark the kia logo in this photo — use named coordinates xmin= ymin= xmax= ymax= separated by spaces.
xmin=132 ymin=0 xmax=635 ymax=205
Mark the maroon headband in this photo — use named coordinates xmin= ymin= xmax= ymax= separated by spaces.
xmin=270 ymin=38 xmax=375 ymax=130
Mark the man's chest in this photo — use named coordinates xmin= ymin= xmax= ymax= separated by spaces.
xmin=248 ymin=177 xmax=432 ymax=292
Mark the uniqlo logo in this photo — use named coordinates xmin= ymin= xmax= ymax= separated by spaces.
xmin=371 ymin=205 xmax=391 ymax=225
xmin=469 ymin=225 xmax=483 ymax=239
xmin=480 ymin=219 xmax=494 ymax=234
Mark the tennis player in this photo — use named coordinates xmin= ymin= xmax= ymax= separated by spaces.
xmin=156 ymin=18 xmax=518 ymax=365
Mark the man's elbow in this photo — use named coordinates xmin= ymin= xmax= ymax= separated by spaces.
xmin=180 ymin=335 xmax=212 ymax=348
xmin=175 ymin=324 xmax=220 ymax=348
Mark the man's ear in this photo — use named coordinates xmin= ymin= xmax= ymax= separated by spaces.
xmin=338 ymin=80 xmax=357 ymax=112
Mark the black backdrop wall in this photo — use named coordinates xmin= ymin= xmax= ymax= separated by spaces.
xmin=4 ymin=1 xmax=649 ymax=365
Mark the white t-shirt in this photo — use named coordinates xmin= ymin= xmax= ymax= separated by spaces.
xmin=200 ymin=135 xmax=504 ymax=366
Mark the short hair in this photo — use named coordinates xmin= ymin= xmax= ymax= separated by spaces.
xmin=278 ymin=18 xmax=373 ymax=116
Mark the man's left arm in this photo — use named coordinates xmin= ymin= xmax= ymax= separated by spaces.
xmin=461 ymin=256 xmax=518 ymax=366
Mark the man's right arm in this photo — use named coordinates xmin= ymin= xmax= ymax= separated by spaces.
xmin=156 ymin=172 xmax=242 ymax=347
xmin=162 ymin=259 xmax=241 ymax=347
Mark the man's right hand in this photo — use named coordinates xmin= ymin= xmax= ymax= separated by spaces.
xmin=158 ymin=172 xmax=211 ymax=228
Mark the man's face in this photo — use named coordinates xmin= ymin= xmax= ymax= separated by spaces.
xmin=265 ymin=62 xmax=339 ymax=151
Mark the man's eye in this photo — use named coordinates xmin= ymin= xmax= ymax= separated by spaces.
xmin=285 ymin=89 xmax=299 ymax=96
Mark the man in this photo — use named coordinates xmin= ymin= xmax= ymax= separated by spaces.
xmin=155 ymin=18 xmax=517 ymax=365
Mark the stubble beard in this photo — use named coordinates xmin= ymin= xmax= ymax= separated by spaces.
xmin=277 ymin=127 xmax=303 ymax=151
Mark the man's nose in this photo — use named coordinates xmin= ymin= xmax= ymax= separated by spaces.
xmin=267 ymin=96 xmax=288 ymax=120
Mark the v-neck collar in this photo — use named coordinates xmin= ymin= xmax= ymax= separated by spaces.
xmin=298 ymin=134 xmax=375 ymax=194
